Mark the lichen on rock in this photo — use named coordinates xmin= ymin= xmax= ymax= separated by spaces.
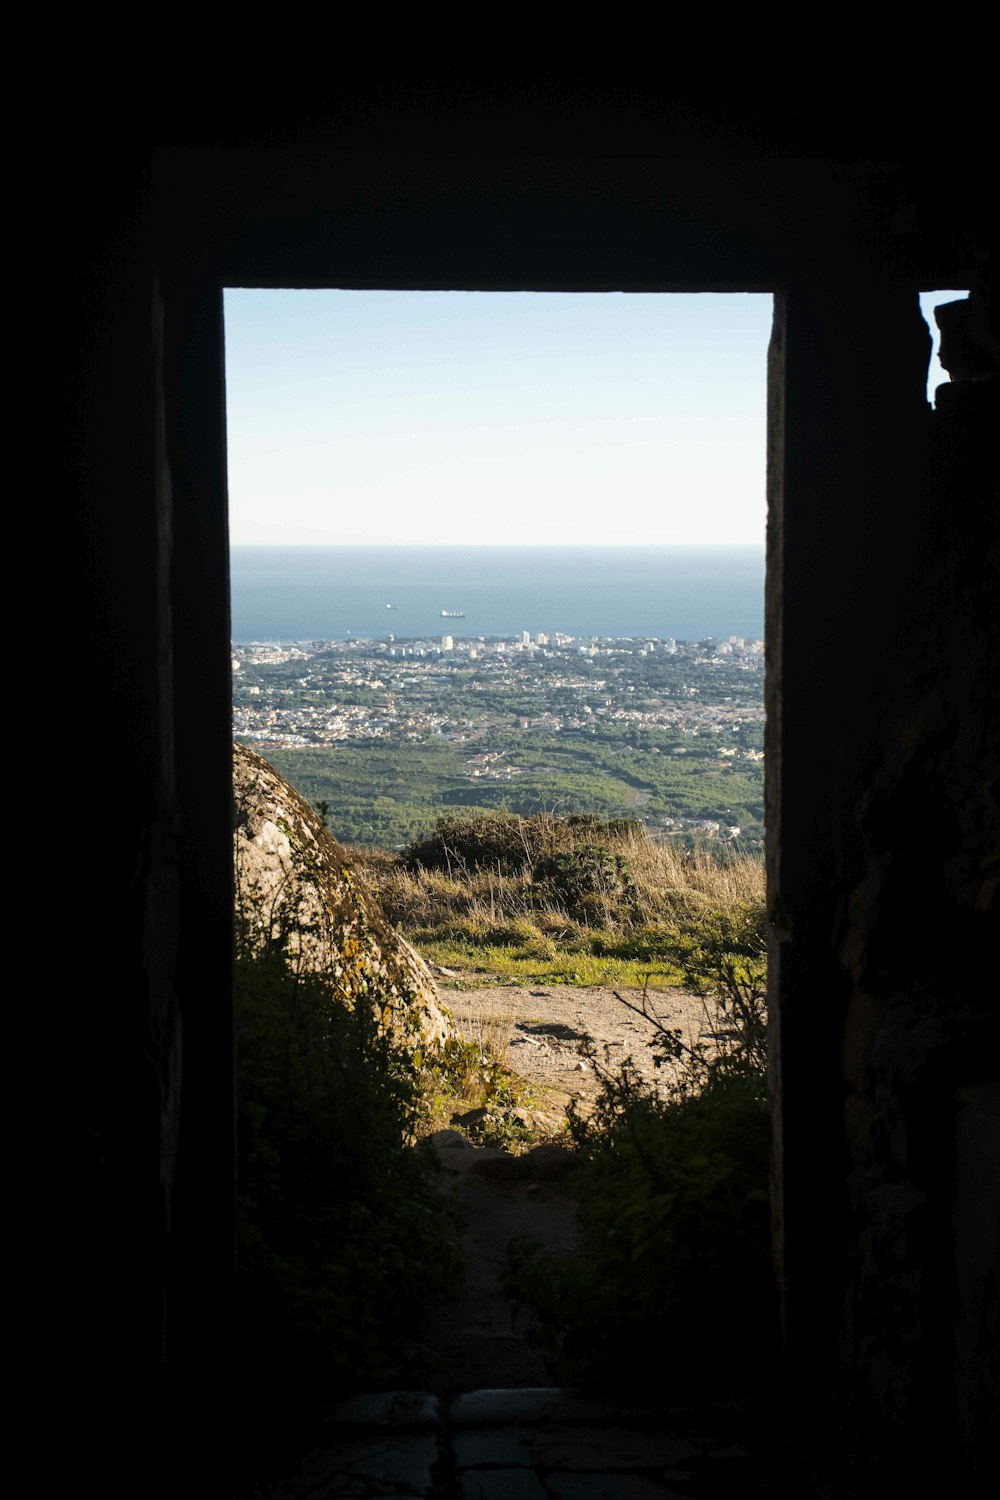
xmin=233 ymin=742 xmax=451 ymax=1050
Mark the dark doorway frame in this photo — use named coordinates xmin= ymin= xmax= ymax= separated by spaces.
xmin=140 ymin=139 xmax=992 ymax=1490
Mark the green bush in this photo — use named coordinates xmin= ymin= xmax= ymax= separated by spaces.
xmin=233 ymin=900 xmax=462 ymax=1422
xmin=506 ymin=1062 xmax=772 ymax=1397
xmin=531 ymin=844 xmax=634 ymax=918
xmin=503 ymin=898 xmax=774 ymax=1399
xmin=403 ymin=810 xmax=647 ymax=877
xmin=404 ymin=812 xmax=537 ymax=873
xmin=656 ymin=901 xmax=768 ymax=1075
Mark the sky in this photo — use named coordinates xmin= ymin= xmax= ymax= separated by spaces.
xmin=224 ymin=289 xmax=965 ymax=548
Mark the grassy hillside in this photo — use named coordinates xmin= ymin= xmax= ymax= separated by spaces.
xmin=349 ymin=811 xmax=765 ymax=988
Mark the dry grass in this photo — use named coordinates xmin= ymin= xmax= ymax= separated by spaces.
xmin=621 ymin=829 xmax=764 ymax=911
xmin=468 ymin=1006 xmax=519 ymax=1067
xmin=346 ymin=816 xmax=764 ymax=987
xmin=351 ymin=824 xmax=761 ymax=932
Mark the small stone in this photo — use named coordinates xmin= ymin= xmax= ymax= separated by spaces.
xmin=428 ymin=1128 xmax=474 ymax=1150
xmin=453 ymin=1107 xmax=489 ymax=1128
xmin=524 ymin=1143 xmax=578 ymax=1179
xmin=469 ymin=1151 xmax=527 ymax=1181
xmin=661 ymin=1469 xmax=701 ymax=1488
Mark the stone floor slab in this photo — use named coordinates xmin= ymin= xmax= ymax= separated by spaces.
xmin=458 ymin=1469 xmax=549 ymax=1499
xmin=546 ymin=1474 xmax=684 ymax=1499
xmin=326 ymin=1391 xmax=439 ymax=1430
xmin=274 ymin=1434 xmax=438 ymax=1497
xmin=449 ymin=1389 xmax=614 ymax=1428
xmin=453 ymin=1427 xmax=535 ymax=1470
xmin=531 ymin=1426 xmax=699 ymax=1471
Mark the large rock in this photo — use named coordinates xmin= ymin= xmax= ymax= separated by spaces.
xmin=233 ymin=742 xmax=451 ymax=1049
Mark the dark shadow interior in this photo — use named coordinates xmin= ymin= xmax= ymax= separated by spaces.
xmin=54 ymin=79 xmax=997 ymax=1496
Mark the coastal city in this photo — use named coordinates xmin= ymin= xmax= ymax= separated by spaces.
xmin=233 ymin=632 xmax=765 ymax=849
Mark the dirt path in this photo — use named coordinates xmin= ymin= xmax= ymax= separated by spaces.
xmin=417 ymin=978 xmax=711 ymax=1397
xmin=419 ymin=1138 xmax=582 ymax=1399
xmin=437 ymin=976 xmax=711 ymax=1117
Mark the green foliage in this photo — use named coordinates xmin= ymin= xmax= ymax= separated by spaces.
xmin=422 ymin=1032 xmax=539 ymax=1150
xmin=427 ymin=1031 xmax=512 ymax=1102
xmin=356 ymin=814 xmax=764 ymax=990
xmin=405 ymin=811 xmax=540 ymax=874
xmin=531 ymin=844 xmax=635 ymax=919
xmin=259 ymin=730 xmax=764 ymax=852
xmin=401 ymin=810 xmax=645 ymax=876
xmin=238 ymin=632 xmax=765 ymax=851
xmin=233 ymin=879 xmax=462 ymax=1420
xmin=506 ymin=1072 xmax=773 ymax=1396
xmin=503 ymin=901 xmax=774 ymax=1400
xmin=655 ymin=901 xmax=768 ymax=1074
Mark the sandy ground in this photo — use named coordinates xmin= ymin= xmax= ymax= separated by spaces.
xmin=437 ymin=977 xmax=715 ymax=1119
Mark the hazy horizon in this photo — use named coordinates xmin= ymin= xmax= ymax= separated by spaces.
xmin=224 ymin=291 xmax=773 ymax=548
xmin=224 ymin=289 xmax=962 ymax=549
xmin=230 ymin=539 xmax=766 ymax=548
xmin=229 ymin=543 xmax=765 ymax=643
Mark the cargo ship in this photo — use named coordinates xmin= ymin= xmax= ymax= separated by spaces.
xmin=440 ymin=610 xmax=466 ymax=619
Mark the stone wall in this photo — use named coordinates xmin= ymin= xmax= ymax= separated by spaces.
xmin=51 ymin=81 xmax=997 ymax=1496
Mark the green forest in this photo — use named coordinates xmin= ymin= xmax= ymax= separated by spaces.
xmin=262 ymin=728 xmax=762 ymax=849
xmin=233 ymin=634 xmax=765 ymax=850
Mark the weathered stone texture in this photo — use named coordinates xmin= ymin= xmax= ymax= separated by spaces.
xmin=233 ymin=741 xmax=452 ymax=1050
xmin=56 ymin=79 xmax=998 ymax=1499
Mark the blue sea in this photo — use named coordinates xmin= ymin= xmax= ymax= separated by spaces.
xmin=229 ymin=546 xmax=765 ymax=644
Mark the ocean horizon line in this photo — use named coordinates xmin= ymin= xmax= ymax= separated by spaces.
xmin=229 ymin=544 xmax=765 ymax=644
xmin=230 ymin=541 xmax=764 ymax=549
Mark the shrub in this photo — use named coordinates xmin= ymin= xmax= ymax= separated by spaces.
xmin=233 ymin=883 xmax=462 ymax=1433
xmin=531 ymin=844 xmax=634 ymax=918
xmin=505 ymin=1061 xmax=773 ymax=1397
xmin=402 ymin=810 xmax=650 ymax=878
xmin=503 ymin=897 xmax=774 ymax=1400
xmin=655 ymin=901 xmax=768 ymax=1075
xmin=404 ymin=812 xmax=538 ymax=874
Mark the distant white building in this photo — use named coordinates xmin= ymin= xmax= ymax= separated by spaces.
xmin=440 ymin=635 xmax=453 ymax=651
